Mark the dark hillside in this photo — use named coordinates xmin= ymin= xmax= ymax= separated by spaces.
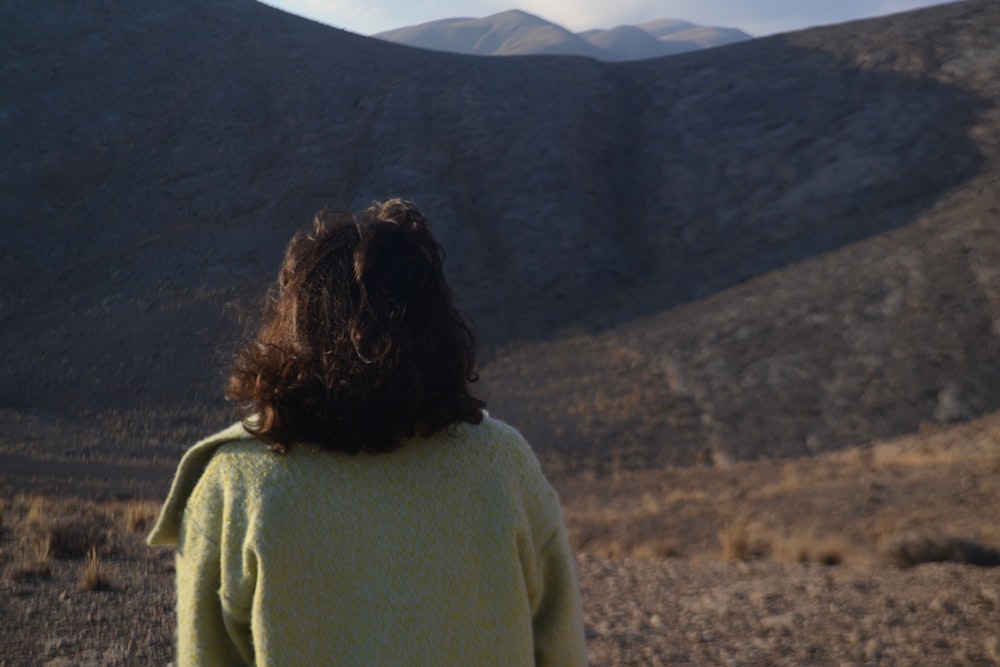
xmin=1 ymin=0 xmax=997 ymax=468
xmin=486 ymin=0 xmax=1000 ymax=469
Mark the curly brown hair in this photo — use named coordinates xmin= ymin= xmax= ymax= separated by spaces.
xmin=226 ymin=199 xmax=485 ymax=454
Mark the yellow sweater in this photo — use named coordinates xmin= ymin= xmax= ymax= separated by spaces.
xmin=148 ymin=416 xmax=587 ymax=666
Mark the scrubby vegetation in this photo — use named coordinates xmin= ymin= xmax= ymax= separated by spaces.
xmin=2 ymin=496 xmax=160 ymax=585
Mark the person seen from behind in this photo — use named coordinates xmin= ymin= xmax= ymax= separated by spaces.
xmin=147 ymin=199 xmax=588 ymax=666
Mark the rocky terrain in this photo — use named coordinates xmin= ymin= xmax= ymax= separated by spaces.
xmin=3 ymin=411 xmax=1000 ymax=665
xmin=2 ymin=0 xmax=1000 ymax=664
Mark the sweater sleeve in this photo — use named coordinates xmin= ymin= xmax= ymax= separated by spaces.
xmin=175 ymin=510 xmax=254 ymax=667
xmin=505 ymin=422 xmax=587 ymax=666
xmin=532 ymin=524 xmax=588 ymax=667
xmin=147 ymin=424 xmax=257 ymax=665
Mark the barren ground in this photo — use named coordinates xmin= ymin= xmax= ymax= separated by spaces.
xmin=2 ymin=411 xmax=999 ymax=666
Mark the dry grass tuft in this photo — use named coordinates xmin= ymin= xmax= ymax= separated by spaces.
xmin=24 ymin=497 xmax=108 ymax=559
xmin=77 ymin=547 xmax=114 ymax=592
xmin=5 ymin=496 xmax=111 ymax=580
xmin=5 ymin=537 xmax=53 ymax=582
xmin=5 ymin=523 xmax=55 ymax=583
xmin=3 ymin=496 xmax=136 ymax=587
xmin=122 ymin=499 xmax=160 ymax=533
xmin=27 ymin=530 xmax=52 ymax=564
xmin=719 ymin=517 xmax=848 ymax=565
xmin=719 ymin=517 xmax=769 ymax=561
xmin=773 ymin=533 xmax=849 ymax=566
xmin=5 ymin=505 xmax=54 ymax=581
xmin=632 ymin=540 xmax=681 ymax=560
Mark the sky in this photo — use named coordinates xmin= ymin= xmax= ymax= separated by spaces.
xmin=263 ymin=0 xmax=957 ymax=38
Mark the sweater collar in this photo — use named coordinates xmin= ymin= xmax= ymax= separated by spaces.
xmin=147 ymin=422 xmax=252 ymax=546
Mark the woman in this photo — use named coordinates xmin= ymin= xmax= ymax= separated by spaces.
xmin=148 ymin=199 xmax=587 ymax=666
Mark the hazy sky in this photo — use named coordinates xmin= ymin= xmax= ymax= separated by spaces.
xmin=263 ymin=0 xmax=957 ymax=37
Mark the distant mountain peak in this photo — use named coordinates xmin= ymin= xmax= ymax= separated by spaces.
xmin=489 ymin=9 xmax=542 ymax=22
xmin=637 ymin=18 xmax=699 ymax=37
xmin=372 ymin=10 xmax=751 ymax=61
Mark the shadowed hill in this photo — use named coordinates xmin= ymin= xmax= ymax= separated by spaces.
xmin=485 ymin=1 xmax=1000 ymax=469
xmin=1 ymin=0 xmax=998 ymax=469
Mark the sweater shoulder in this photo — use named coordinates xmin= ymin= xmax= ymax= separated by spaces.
xmin=146 ymin=423 xmax=261 ymax=546
xmin=473 ymin=416 xmax=537 ymax=464
xmin=470 ymin=416 xmax=561 ymax=530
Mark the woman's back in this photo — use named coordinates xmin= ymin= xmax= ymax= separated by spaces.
xmin=152 ymin=417 xmax=585 ymax=666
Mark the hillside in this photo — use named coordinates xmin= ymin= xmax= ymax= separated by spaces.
xmin=372 ymin=10 xmax=750 ymax=61
xmin=1 ymin=0 xmax=998 ymax=472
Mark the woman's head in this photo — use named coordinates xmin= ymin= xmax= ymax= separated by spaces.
xmin=227 ymin=199 xmax=485 ymax=454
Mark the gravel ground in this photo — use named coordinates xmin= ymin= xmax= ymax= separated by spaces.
xmin=579 ymin=556 xmax=1000 ymax=666
xmin=2 ymin=496 xmax=999 ymax=667
xmin=3 ymin=413 xmax=1000 ymax=665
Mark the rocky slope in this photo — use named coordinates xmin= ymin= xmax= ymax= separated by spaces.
xmin=1 ymin=0 xmax=998 ymax=469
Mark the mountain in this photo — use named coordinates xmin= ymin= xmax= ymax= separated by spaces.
xmin=635 ymin=19 xmax=700 ymax=38
xmin=372 ymin=10 xmax=604 ymax=59
xmin=579 ymin=25 xmax=685 ymax=61
xmin=2 ymin=0 xmax=998 ymax=473
xmin=373 ymin=10 xmax=751 ymax=61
